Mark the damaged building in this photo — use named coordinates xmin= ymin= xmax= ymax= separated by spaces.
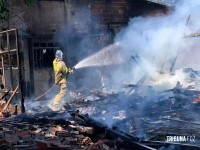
xmin=0 ymin=0 xmax=168 ymax=98
xmin=1 ymin=0 xmax=200 ymax=149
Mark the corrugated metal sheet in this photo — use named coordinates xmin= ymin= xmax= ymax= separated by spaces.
xmin=147 ymin=0 xmax=179 ymax=6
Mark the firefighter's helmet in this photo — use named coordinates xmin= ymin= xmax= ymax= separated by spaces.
xmin=55 ymin=50 xmax=63 ymax=59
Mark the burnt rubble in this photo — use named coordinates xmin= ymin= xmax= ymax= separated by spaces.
xmin=1 ymin=69 xmax=200 ymax=149
xmin=66 ymin=80 xmax=200 ymax=149
xmin=0 ymin=112 xmax=116 ymax=150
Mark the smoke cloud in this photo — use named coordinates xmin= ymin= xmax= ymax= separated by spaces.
xmin=112 ymin=0 xmax=200 ymax=90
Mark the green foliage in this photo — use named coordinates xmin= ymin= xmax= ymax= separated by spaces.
xmin=0 ymin=0 xmax=9 ymax=21
xmin=0 ymin=0 xmax=6 ymax=6
xmin=24 ymin=0 xmax=33 ymax=6
xmin=0 ymin=0 xmax=33 ymax=21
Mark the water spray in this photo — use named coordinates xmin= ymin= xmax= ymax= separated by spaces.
xmin=74 ymin=43 xmax=123 ymax=69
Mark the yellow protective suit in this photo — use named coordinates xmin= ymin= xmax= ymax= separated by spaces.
xmin=52 ymin=58 xmax=70 ymax=106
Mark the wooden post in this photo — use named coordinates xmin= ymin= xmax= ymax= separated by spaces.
xmin=15 ymin=29 xmax=25 ymax=113
xmin=6 ymin=32 xmax=14 ymax=91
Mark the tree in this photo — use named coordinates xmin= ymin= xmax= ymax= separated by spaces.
xmin=0 ymin=0 xmax=33 ymax=21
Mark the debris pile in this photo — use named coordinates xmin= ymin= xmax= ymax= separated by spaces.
xmin=0 ymin=112 xmax=116 ymax=149
xmin=1 ymin=67 xmax=200 ymax=149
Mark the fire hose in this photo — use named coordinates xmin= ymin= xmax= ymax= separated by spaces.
xmin=34 ymin=67 xmax=75 ymax=101
xmin=34 ymin=83 xmax=56 ymax=100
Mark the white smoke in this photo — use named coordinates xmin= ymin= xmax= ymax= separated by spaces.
xmin=113 ymin=0 xmax=200 ymax=90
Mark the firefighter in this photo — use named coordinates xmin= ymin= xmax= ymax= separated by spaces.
xmin=51 ymin=50 xmax=73 ymax=111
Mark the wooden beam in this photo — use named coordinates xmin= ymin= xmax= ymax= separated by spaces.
xmin=2 ymin=85 xmax=19 ymax=112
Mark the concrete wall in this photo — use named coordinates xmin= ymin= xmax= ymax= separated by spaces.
xmin=31 ymin=1 xmax=66 ymax=35
xmin=33 ymin=69 xmax=54 ymax=99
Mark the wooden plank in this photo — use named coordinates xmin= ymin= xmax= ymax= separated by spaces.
xmin=2 ymin=85 xmax=19 ymax=112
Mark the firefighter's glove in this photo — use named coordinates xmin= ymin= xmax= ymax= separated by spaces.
xmin=68 ymin=68 xmax=74 ymax=74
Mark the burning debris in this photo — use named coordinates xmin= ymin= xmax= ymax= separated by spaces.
xmin=2 ymin=67 xmax=197 ymax=149
xmin=2 ymin=68 xmax=200 ymax=150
